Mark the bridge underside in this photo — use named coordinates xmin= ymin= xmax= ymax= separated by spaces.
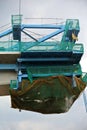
xmin=0 ymin=52 xmax=19 ymax=96
xmin=0 ymin=52 xmax=20 ymax=64
xmin=0 ymin=71 xmax=17 ymax=96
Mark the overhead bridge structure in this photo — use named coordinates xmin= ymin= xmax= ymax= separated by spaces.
xmin=0 ymin=15 xmax=87 ymax=114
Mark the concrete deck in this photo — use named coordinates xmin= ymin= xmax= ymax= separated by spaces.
xmin=0 ymin=52 xmax=20 ymax=64
xmin=0 ymin=52 xmax=20 ymax=96
xmin=0 ymin=71 xmax=17 ymax=85
xmin=0 ymin=71 xmax=17 ymax=96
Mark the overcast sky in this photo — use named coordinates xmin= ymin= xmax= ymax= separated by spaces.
xmin=0 ymin=0 xmax=87 ymax=130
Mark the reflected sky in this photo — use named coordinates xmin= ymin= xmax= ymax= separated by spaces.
xmin=0 ymin=0 xmax=87 ymax=130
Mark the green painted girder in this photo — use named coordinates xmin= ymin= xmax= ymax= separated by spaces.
xmin=27 ymin=64 xmax=82 ymax=78
xmin=0 ymin=41 xmax=84 ymax=52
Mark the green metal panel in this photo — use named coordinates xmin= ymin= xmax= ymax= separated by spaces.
xmin=27 ymin=64 xmax=82 ymax=78
xmin=61 ymin=19 xmax=80 ymax=43
xmin=10 ymin=64 xmax=82 ymax=90
xmin=11 ymin=15 xmax=22 ymax=26
xmin=65 ymin=19 xmax=80 ymax=31
xmin=27 ymin=69 xmax=33 ymax=83
xmin=81 ymin=73 xmax=87 ymax=83
xmin=0 ymin=41 xmax=84 ymax=53
xmin=10 ymin=80 xmax=17 ymax=89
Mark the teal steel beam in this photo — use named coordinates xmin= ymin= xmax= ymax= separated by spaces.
xmin=21 ymin=24 xmax=65 ymax=29
xmin=38 ymin=27 xmax=64 ymax=42
xmin=0 ymin=24 xmax=65 ymax=42
xmin=22 ymin=30 xmax=38 ymax=42
xmin=0 ymin=64 xmax=17 ymax=70
xmin=0 ymin=29 xmax=12 ymax=38
xmin=17 ymin=57 xmax=71 ymax=62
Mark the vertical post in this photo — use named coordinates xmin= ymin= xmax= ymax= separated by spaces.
xmin=17 ymin=70 xmax=22 ymax=89
xmin=83 ymin=90 xmax=87 ymax=112
xmin=11 ymin=14 xmax=22 ymax=48
xmin=19 ymin=0 xmax=21 ymax=15
xmin=72 ymin=74 xmax=76 ymax=87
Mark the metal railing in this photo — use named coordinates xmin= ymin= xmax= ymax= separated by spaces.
xmin=0 ymin=41 xmax=84 ymax=53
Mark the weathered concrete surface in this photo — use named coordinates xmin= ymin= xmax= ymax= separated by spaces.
xmin=0 ymin=52 xmax=20 ymax=96
xmin=0 ymin=52 xmax=20 ymax=64
xmin=0 ymin=71 xmax=17 ymax=96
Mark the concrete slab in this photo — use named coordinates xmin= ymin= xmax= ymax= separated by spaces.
xmin=0 ymin=52 xmax=20 ymax=64
xmin=0 ymin=71 xmax=17 ymax=96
